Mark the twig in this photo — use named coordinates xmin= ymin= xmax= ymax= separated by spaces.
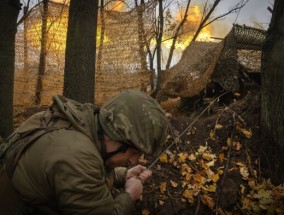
xmin=215 ymin=113 xmax=237 ymax=215
xmin=148 ymin=91 xmax=231 ymax=170
xmin=194 ymin=195 xmax=201 ymax=215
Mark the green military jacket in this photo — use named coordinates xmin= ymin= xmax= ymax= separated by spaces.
xmin=4 ymin=95 xmax=135 ymax=214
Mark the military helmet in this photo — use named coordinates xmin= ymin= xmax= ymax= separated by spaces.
xmin=99 ymin=89 xmax=169 ymax=155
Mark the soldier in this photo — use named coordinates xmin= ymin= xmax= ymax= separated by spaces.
xmin=0 ymin=89 xmax=169 ymax=214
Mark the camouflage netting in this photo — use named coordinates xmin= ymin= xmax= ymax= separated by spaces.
xmin=157 ymin=41 xmax=224 ymax=100
xmin=14 ymin=1 xmax=155 ymax=106
xmin=158 ymin=24 xmax=266 ymax=99
xmin=14 ymin=2 xmax=266 ymax=106
xmin=95 ymin=3 xmax=156 ymax=105
xmin=15 ymin=1 xmax=68 ymax=105
xmin=211 ymin=24 xmax=266 ymax=92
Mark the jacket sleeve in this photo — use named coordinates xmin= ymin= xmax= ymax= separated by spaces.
xmin=44 ymin=131 xmax=135 ymax=215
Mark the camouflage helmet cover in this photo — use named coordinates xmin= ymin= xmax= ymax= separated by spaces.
xmin=99 ymin=89 xmax=169 ymax=155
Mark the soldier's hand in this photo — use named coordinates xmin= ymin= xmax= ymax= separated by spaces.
xmin=125 ymin=177 xmax=143 ymax=201
xmin=126 ymin=165 xmax=152 ymax=183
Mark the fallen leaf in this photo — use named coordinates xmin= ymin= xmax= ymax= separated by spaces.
xmin=235 ymin=162 xmax=246 ymax=167
xmin=240 ymin=166 xmax=249 ymax=179
xmin=159 ymin=182 xmax=167 ymax=194
xmin=236 ymin=142 xmax=242 ymax=151
xmin=198 ymin=146 xmax=208 ymax=153
xmin=188 ymin=154 xmax=196 ymax=161
xmin=159 ymin=153 xmax=168 ymax=163
xmin=178 ymin=152 xmax=187 ymax=163
xmin=170 ymin=180 xmax=178 ymax=188
xmin=202 ymin=184 xmax=216 ymax=192
xmin=183 ymin=189 xmax=195 ymax=203
xmin=159 ymin=199 xmax=165 ymax=206
xmin=212 ymin=173 xmax=220 ymax=183
xmin=219 ymin=153 xmax=225 ymax=163
xmin=201 ymin=194 xmax=215 ymax=209
xmin=215 ymin=124 xmax=223 ymax=129
xmin=142 ymin=209 xmax=150 ymax=215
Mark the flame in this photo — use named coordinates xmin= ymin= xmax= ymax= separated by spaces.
xmin=109 ymin=0 xmax=124 ymax=11
xmin=168 ymin=4 xmax=214 ymax=50
xmin=28 ymin=20 xmax=67 ymax=52
xmin=50 ymin=0 xmax=70 ymax=5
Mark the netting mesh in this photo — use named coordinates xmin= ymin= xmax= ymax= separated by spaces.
xmin=14 ymin=1 xmax=155 ymax=106
xmin=95 ymin=3 xmax=156 ymax=105
xmin=159 ymin=24 xmax=266 ymax=98
xmin=212 ymin=24 xmax=266 ymax=92
xmin=157 ymin=41 xmax=224 ymax=100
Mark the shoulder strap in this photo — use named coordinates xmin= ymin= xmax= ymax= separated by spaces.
xmin=5 ymin=127 xmax=59 ymax=179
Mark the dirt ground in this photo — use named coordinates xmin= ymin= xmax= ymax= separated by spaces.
xmin=13 ymin=80 xmax=284 ymax=215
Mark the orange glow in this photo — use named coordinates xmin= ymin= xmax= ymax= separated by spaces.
xmin=109 ymin=0 xmax=124 ymax=11
xmin=50 ymin=0 xmax=70 ymax=5
xmin=172 ymin=5 xmax=214 ymax=50
xmin=27 ymin=18 xmax=68 ymax=52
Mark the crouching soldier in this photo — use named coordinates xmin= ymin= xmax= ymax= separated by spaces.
xmin=0 ymin=89 xmax=169 ymax=215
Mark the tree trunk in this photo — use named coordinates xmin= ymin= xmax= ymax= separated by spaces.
xmin=97 ymin=0 xmax=105 ymax=80
xmin=0 ymin=0 xmax=21 ymax=138
xmin=152 ymin=0 xmax=163 ymax=97
xmin=23 ymin=4 xmax=29 ymax=74
xmin=261 ymin=0 xmax=284 ymax=184
xmin=63 ymin=0 xmax=98 ymax=103
xmin=35 ymin=0 xmax=49 ymax=105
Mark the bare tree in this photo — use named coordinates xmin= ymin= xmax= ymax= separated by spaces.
xmin=192 ymin=0 xmax=249 ymax=42
xmin=165 ymin=0 xmax=191 ymax=69
xmin=35 ymin=0 xmax=49 ymax=105
xmin=0 ymin=0 xmax=21 ymax=138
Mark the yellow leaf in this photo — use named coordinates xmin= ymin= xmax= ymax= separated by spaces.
xmin=202 ymin=184 xmax=216 ymax=192
xmin=142 ymin=209 xmax=150 ymax=215
xmin=236 ymin=142 xmax=242 ymax=151
xmin=212 ymin=173 xmax=220 ymax=183
xmin=215 ymin=124 xmax=223 ymax=129
xmin=219 ymin=153 xmax=225 ymax=163
xmin=159 ymin=182 xmax=167 ymax=194
xmin=242 ymin=129 xmax=252 ymax=138
xmin=235 ymin=162 xmax=246 ymax=167
xmin=234 ymin=92 xmax=241 ymax=97
xmin=206 ymin=160 xmax=215 ymax=167
xmin=210 ymin=130 xmax=215 ymax=140
xmin=202 ymin=153 xmax=215 ymax=161
xmin=198 ymin=146 xmax=207 ymax=153
xmin=183 ymin=189 xmax=195 ymax=203
xmin=240 ymin=166 xmax=249 ymax=180
xmin=170 ymin=180 xmax=178 ymax=188
xmin=201 ymin=195 xmax=215 ymax=209
xmin=159 ymin=153 xmax=168 ymax=163
xmin=227 ymin=138 xmax=231 ymax=146
xmin=236 ymin=125 xmax=253 ymax=138
xmin=188 ymin=154 xmax=196 ymax=161
xmin=178 ymin=152 xmax=187 ymax=163
xmin=240 ymin=184 xmax=246 ymax=194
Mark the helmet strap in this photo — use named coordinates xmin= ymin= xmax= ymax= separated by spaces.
xmin=104 ymin=144 xmax=129 ymax=160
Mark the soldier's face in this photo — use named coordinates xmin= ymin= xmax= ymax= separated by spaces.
xmin=104 ymin=135 xmax=142 ymax=169
xmin=105 ymin=147 xmax=142 ymax=169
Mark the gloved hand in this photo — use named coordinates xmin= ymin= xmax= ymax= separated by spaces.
xmin=126 ymin=165 xmax=152 ymax=183
xmin=125 ymin=177 xmax=143 ymax=201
